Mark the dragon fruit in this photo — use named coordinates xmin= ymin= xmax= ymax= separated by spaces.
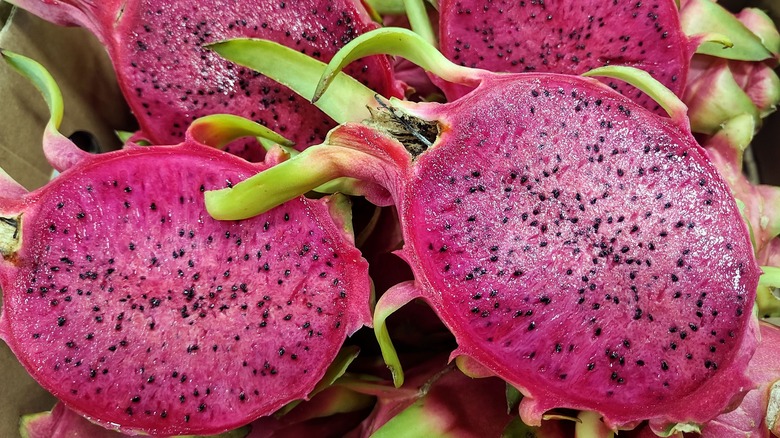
xmin=19 ymin=351 xmax=374 ymax=437
xmin=0 ymin=51 xmax=371 ymax=436
xmin=6 ymin=0 xmax=403 ymax=159
xmin=680 ymin=0 xmax=780 ymax=134
xmin=697 ymin=322 xmax=780 ymax=437
xmin=696 ymin=115 xmax=780 ymax=320
xmin=205 ymin=29 xmax=760 ymax=431
xmin=699 ymin=115 xmax=780 ymax=256
xmin=344 ymin=355 xmax=517 ymax=437
xmin=19 ymin=403 xmax=251 ymax=438
xmin=432 ymin=0 xmax=702 ymax=112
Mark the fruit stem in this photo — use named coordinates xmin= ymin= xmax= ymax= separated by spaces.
xmin=205 ymin=135 xmax=392 ymax=220
xmin=372 ymin=281 xmax=424 ymax=388
xmin=206 ymin=146 xmax=347 ymax=220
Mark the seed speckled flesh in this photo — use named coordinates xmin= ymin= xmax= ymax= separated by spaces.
xmin=0 ymin=145 xmax=370 ymax=436
xmin=437 ymin=0 xmax=689 ymax=112
xmin=400 ymin=73 xmax=759 ymax=427
xmin=13 ymin=0 xmax=401 ymax=159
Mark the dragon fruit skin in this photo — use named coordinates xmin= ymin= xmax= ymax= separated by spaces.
xmin=345 ymin=356 xmax=516 ymax=437
xmin=697 ymin=322 xmax=780 ymax=438
xmin=0 ymin=53 xmax=372 ymax=436
xmin=679 ymin=0 xmax=780 ymax=134
xmin=205 ymin=31 xmax=761 ymax=431
xmin=20 ymin=403 xmax=147 ymax=438
xmin=683 ymin=55 xmax=780 ymax=135
xmin=19 ymin=403 xmax=251 ymax=438
xmin=435 ymin=0 xmax=696 ymax=112
xmin=6 ymin=0 xmax=403 ymax=158
xmin=699 ymin=115 xmax=780 ymax=258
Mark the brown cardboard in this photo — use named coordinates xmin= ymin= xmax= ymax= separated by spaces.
xmin=0 ymin=5 xmax=134 ymax=437
xmin=0 ymin=1 xmax=777 ymax=437
xmin=0 ymin=5 xmax=134 ymax=191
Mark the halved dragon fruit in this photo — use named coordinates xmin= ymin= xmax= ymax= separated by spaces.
xmin=0 ymin=51 xmax=372 ymax=436
xmin=433 ymin=0 xmax=701 ymax=112
xmin=205 ymin=28 xmax=761 ymax=431
xmin=6 ymin=0 xmax=404 ymax=159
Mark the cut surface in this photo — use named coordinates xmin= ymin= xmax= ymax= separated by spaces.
xmin=400 ymin=74 xmax=759 ymax=426
xmin=11 ymin=0 xmax=401 ymax=156
xmin=437 ymin=0 xmax=690 ymax=111
xmin=0 ymin=145 xmax=369 ymax=435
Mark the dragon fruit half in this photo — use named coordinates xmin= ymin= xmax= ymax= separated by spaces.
xmin=434 ymin=0 xmax=700 ymax=112
xmin=204 ymin=28 xmax=761 ymax=431
xmin=6 ymin=0 xmax=403 ymax=159
xmin=0 ymin=51 xmax=372 ymax=436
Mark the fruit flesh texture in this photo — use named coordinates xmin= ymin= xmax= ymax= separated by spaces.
xmin=0 ymin=144 xmax=370 ymax=435
xmin=437 ymin=0 xmax=690 ymax=112
xmin=9 ymin=0 xmax=402 ymax=156
xmin=392 ymin=73 xmax=759 ymax=426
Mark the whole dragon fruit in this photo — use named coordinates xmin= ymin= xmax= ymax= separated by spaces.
xmin=680 ymin=0 xmax=780 ymax=134
xmin=205 ymin=29 xmax=760 ymax=432
xmin=6 ymin=0 xmax=403 ymax=159
xmin=0 ymin=51 xmax=372 ymax=436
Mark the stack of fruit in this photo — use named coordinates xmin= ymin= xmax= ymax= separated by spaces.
xmin=0 ymin=0 xmax=779 ymax=436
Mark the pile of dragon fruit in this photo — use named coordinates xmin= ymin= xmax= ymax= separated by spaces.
xmin=1 ymin=0 xmax=780 ymax=436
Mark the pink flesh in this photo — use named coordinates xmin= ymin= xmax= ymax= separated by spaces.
xmin=437 ymin=0 xmax=690 ymax=112
xmin=0 ymin=144 xmax=370 ymax=435
xmin=396 ymin=74 xmax=758 ymax=427
xmin=10 ymin=0 xmax=402 ymax=154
